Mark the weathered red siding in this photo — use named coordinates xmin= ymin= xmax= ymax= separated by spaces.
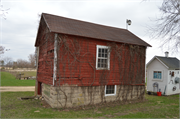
xmin=36 ymin=17 xmax=55 ymax=85
xmin=37 ymin=32 xmax=146 ymax=87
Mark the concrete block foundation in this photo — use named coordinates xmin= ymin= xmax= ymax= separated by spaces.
xmin=42 ymin=83 xmax=145 ymax=108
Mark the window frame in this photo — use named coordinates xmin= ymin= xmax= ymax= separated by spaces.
xmin=153 ymin=71 xmax=162 ymax=79
xmin=152 ymin=70 xmax=164 ymax=82
xmin=96 ymin=45 xmax=110 ymax=70
xmin=105 ymin=85 xmax=116 ymax=96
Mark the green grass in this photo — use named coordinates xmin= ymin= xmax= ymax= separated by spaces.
xmin=1 ymin=72 xmax=36 ymax=86
xmin=1 ymin=92 xmax=179 ymax=118
xmin=17 ymin=71 xmax=36 ymax=77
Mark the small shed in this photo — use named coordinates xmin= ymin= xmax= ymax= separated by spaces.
xmin=35 ymin=13 xmax=151 ymax=108
xmin=146 ymin=52 xmax=180 ymax=95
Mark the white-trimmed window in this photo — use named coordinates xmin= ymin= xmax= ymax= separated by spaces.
xmin=153 ymin=71 xmax=162 ymax=79
xmin=105 ymin=85 xmax=116 ymax=96
xmin=96 ymin=45 xmax=110 ymax=70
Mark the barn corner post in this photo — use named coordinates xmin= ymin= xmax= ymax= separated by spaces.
xmin=53 ymin=33 xmax=58 ymax=86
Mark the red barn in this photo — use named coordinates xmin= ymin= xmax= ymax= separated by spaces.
xmin=35 ymin=13 xmax=151 ymax=108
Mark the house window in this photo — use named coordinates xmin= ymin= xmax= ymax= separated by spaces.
xmin=96 ymin=45 xmax=110 ymax=70
xmin=105 ymin=85 xmax=116 ymax=96
xmin=153 ymin=71 xmax=162 ymax=79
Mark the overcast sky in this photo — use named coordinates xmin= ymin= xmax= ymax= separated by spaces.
xmin=0 ymin=0 xmax=179 ymax=63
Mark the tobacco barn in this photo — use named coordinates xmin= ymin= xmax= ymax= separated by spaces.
xmin=35 ymin=13 xmax=151 ymax=108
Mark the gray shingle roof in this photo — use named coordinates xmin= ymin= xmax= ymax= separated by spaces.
xmin=156 ymin=56 xmax=180 ymax=70
xmin=35 ymin=13 xmax=151 ymax=47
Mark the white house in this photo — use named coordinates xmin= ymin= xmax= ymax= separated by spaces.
xmin=146 ymin=52 xmax=180 ymax=95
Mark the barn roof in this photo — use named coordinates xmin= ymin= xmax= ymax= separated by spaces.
xmin=147 ymin=56 xmax=180 ymax=70
xmin=35 ymin=13 xmax=151 ymax=47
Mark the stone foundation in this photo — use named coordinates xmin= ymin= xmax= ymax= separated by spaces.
xmin=42 ymin=83 xmax=145 ymax=108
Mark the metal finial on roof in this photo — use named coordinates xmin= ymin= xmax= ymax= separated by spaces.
xmin=126 ymin=19 xmax=131 ymax=30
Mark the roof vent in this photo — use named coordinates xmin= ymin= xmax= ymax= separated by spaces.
xmin=165 ymin=51 xmax=169 ymax=57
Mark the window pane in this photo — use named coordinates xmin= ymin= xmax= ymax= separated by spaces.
xmin=98 ymin=59 xmax=100 ymax=63
xmin=100 ymin=59 xmax=103 ymax=63
xmin=112 ymin=89 xmax=114 ymax=93
xmin=102 ymin=49 xmax=104 ymax=53
xmin=101 ymin=63 xmax=103 ymax=67
xmin=105 ymin=53 xmax=107 ymax=58
xmin=105 ymin=59 xmax=107 ymax=64
xmin=105 ymin=49 xmax=108 ymax=53
xmin=98 ymin=63 xmax=100 ymax=68
xmin=98 ymin=48 xmax=101 ymax=57
xmin=154 ymin=71 xmax=162 ymax=79
xmin=102 ymin=52 xmax=104 ymax=57
xmin=98 ymin=59 xmax=100 ymax=68
xmin=99 ymin=48 xmax=101 ymax=53
xmin=106 ymin=85 xmax=115 ymax=94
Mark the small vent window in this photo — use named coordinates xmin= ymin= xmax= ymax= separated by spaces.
xmin=105 ymin=85 xmax=116 ymax=96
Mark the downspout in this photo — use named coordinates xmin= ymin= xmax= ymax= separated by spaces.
xmin=34 ymin=47 xmax=39 ymax=96
xmin=53 ymin=33 xmax=58 ymax=86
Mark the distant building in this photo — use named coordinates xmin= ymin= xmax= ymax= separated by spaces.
xmin=146 ymin=52 xmax=180 ymax=95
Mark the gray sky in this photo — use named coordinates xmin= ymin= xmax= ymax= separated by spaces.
xmin=0 ymin=0 xmax=179 ymax=63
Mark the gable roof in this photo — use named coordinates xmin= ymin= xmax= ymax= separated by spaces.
xmin=147 ymin=56 xmax=180 ymax=70
xmin=35 ymin=13 xmax=151 ymax=47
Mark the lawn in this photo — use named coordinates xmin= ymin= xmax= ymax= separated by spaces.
xmin=1 ymin=92 xmax=179 ymax=118
xmin=1 ymin=72 xmax=36 ymax=86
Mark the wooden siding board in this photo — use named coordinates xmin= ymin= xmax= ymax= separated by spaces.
xmin=37 ymin=32 xmax=145 ymax=86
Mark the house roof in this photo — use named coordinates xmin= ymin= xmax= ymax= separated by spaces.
xmin=147 ymin=56 xmax=180 ymax=70
xmin=35 ymin=13 xmax=151 ymax=47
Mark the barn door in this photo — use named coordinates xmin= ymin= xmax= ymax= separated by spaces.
xmin=38 ymin=82 xmax=42 ymax=95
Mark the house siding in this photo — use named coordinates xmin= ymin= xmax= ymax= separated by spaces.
xmin=147 ymin=58 xmax=168 ymax=93
xmin=166 ymin=70 xmax=180 ymax=95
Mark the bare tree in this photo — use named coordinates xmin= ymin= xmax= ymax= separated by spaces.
xmin=0 ymin=46 xmax=10 ymax=59
xmin=0 ymin=0 xmax=9 ymax=19
xmin=3 ymin=56 xmax=13 ymax=69
xmin=0 ymin=46 xmax=5 ymax=55
xmin=148 ymin=0 xmax=180 ymax=53
xmin=16 ymin=59 xmax=30 ymax=68
xmin=28 ymin=53 xmax=36 ymax=68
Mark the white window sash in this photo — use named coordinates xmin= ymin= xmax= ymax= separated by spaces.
xmin=96 ymin=45 xmax=110 ymax=70
xmin=105 ymin=85 xmax=116 ymax=96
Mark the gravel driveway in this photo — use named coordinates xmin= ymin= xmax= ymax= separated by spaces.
xmin=0 ymin=86 xmax=35 ymax=92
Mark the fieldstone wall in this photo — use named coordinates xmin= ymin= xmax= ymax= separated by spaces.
xmin=42 ymin=83 xmax=145 ymax=108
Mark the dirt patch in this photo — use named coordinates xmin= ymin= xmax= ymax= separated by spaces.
xmin=0 ymin=86 xmax=35 ymax=92
xmin=114 ymin=112 xmax=129 ymax=116
xmin=41 ymin=100 xmax=51 ymax=108
xmin=170 ymin=103 xmax=178 ymax=106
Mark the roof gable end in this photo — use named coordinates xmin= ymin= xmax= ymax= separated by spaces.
xmin=147 ymin=56 xmax=180 ymax=70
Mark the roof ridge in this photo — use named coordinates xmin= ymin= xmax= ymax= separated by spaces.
xmin=156 ymin=56 xmax=178 ymax=59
